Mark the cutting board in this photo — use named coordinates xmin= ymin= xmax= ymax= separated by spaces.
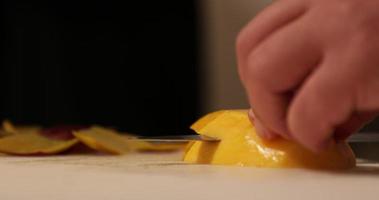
xmin=0 ymin=152 xmax=378 ymax=200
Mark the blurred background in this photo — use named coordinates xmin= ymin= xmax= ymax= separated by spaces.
xmin=0 ymin=0 xmax=377 ymax=135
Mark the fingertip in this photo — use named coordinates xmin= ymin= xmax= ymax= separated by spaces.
xmin=308 ymin=138 xmax=334 ymax=154
xmin=249 ymin=109 xmax=290 ymax=140
xmin=249 ymin=109 xmax=267 ymax=139
xmin=248 ymin=109 xmax=255 ymax=123
xmin=255 ymin=124 xmax=274 ymax=140
xmin=253 ymin=117 xmax=278 ymax=140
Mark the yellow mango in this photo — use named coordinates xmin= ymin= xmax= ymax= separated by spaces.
xmin=183 ymin=110 xmax=356 ymax=169
xmin=0 ymin=133 xmax=78 ymax=155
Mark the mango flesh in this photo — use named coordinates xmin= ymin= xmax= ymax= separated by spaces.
xmin=183 ymin=110 xmax=356 ymax=169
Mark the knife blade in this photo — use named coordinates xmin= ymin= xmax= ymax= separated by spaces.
xmin=347 ymin=132 xmax=379 ymax=143
xmin=129 ymin=135 xmax=219 ymax=143
xmin=129 ymin=132 xmax=379 ymax=143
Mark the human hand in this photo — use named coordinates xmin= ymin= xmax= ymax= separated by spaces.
xmin=236 ymin=0 xmax=379 ymax=152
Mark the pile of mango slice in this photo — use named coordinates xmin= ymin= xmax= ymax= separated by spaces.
xmin=0 ymin=122 xmax=185 ymax=155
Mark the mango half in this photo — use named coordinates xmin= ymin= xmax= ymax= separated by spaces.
xmin=183 ymin=110 xmax=356 ymax=169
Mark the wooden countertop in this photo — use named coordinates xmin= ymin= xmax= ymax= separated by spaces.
xmin=0 ymin=152 xmax=378 ymax=200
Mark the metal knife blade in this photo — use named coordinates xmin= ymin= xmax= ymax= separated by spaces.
xmin=347 ymin=132 xmax=379 ymax=143
xmin=129 ymin=132 xmax=379 ymax=143
xmin=130 ymin=135 xmax=219 ymax=143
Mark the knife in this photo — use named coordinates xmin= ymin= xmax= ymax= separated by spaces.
xmin=130 ymin=132 xmax=379 ymax=143
xmin=130 ymin=134 xmax=219 ymax=143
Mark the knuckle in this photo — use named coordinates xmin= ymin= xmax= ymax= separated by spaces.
xmin=236 ymin=30 xmax=249 ymax=57
xmin=246 ymin=50 xmax=272 ymax=86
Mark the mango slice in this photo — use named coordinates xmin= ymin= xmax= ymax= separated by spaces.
xmin=183 ymin=110 xmax=356 ymax=169
xmin=0 ymin=133 xmax=78 ymax=155
xmin=73 ymin=126 xmax=186 ymax=154
xmin=73 ymin=126 xmax=132 ymax=154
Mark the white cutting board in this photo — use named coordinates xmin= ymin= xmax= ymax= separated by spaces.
xmin=0 ymin=152 xmax=378 ymax=200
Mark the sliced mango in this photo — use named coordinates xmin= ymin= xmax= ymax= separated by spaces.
xmin=73 ymin=126 xmax=132 ymax=154
xmin=0 ymin=133 xmax=78 ymax=155
xmin=183 ymin=110 xmax=356 ymax=169
xmin=73 ymin=126 xmax=186 ymax=154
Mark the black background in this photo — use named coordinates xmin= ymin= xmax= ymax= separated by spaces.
xmin=0 ymin=1 xmax=200 ymax=135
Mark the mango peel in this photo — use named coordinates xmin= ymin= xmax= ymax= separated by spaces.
xmin=183 ymin=110 xmax=356 ymax=169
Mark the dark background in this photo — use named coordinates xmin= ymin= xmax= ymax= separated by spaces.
xmin=0 ymin=1 xmax=200 ymax=135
